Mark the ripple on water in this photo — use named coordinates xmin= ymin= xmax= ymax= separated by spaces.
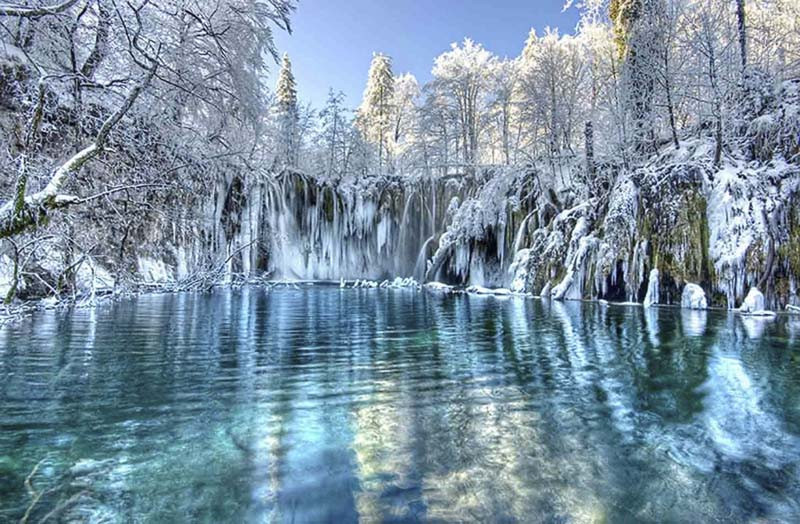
xmin=1 ymin=288 xmax=799 ymax=522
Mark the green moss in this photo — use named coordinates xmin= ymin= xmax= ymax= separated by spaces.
xmin=585 ymin=263 xmax=596 ymax=297
xmin=642 ymin=191 xmax=713 ymax=285
xmin=294 ymin=176 xmax=305 ymax=195
xmin=778 ymin=204 xmax=800 ymax=276
xmin=322 ymin=188 xmax=335 ymax=222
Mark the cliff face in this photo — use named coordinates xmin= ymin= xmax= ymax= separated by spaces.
xmin=508 ymin=146 xmax=799 ymax=309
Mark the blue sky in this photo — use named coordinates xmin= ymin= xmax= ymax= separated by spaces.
xmin=270 ymin=0 xmax=581 ymax=109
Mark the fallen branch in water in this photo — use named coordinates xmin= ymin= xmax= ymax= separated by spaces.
xmin=20 ymin=457 xmax=50 ymax=524
xmin=0 ymin=241 xmax=273 ymax=325
xmin=38 ymin=490 xmax=90 ymax=523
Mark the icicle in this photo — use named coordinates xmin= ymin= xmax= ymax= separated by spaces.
xmin=643 ymin=269 xmax=660 ymax=308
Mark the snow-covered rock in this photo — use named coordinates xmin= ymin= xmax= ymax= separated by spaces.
xmin=739 ymin=287 xmax=766 ymax=314
xmin=466 ymin=285 xmax=512 ymax=296
xmin=540 ymin=281 xmax=552 ymax=299
xmin=424 ymin=281 xmax=455 ymax=293
xmin=681 ymin=283 xmax=708 ymax=310
xmin=643 ymin=269 xmax=660 ymax=308
xmin=379 ymin=277 xmax=419 ymax=289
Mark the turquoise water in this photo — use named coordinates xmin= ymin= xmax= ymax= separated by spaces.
xmin=1 ymin=287 xmax=800 ymax=522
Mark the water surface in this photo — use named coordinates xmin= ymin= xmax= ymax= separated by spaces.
xmin=1 ymin=287 xmax=800 ymax=522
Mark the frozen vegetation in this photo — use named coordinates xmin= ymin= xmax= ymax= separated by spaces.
xmin=1 ymin=0 xmax=799 ymax=313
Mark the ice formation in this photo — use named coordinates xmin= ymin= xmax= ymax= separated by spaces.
xmin=739 ymin=287 xmax=766 ymax=314
xmin=682 ymin=284 xmax=708 ymax=310
xmin=643 ymin=269 xmax=660 ymax=308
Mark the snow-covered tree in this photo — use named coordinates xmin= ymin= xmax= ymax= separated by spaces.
xmin=318 ymin=89 xmax=351 ymax=179
xmin=357 ymin=53 xmax=395 ymax=170
xmin=275 ymin=53 xmax=300 ymax=167
xmin=487 ymin=59 xmax=519 ymax=165
xmin=0 ymin=0 xmax=296 ymax=241
xmin=391 ymin=73 xmax=420 ymax=160
xmin=431 ymin=39 xmax=496 ymax=167
xmin=517 ymin=28 xmax=586 ymax=181
xmin=611 ymin=0 xmax=665 ymax=156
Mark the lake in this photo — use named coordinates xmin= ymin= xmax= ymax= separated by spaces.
xmin=1 ymin=287 xmax=799 ymax=522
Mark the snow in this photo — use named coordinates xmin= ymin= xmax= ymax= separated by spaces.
xmin=681 ymin=283 xmax=708 ymax=310
xmin=75 ymin=257 xmax=115 ymax=294
xmin=3 ymin=9 xmax=798 ymax=313
xmin=552 ymin=231 xmax=597 ymax=301
xmin=340 ymin=277 xmax=419 ymax=289
xmin=263 ymin=173 xmax=456 ymax=282
xmin=0 ymin=255 xmax=18 ymax=298
xmin=380 ymin=277 xmax=419 ymax=289
xmin=705 ymin=158 xmax=800 ymax=309
xmin=508 ymin=248 xmax=531 ymax=293
xmin=137 ymin=257 xmax=172 ymax=283
xmin=0 ymin=40 xmax=31 ymax=66
xmin=466 ymin=285 xmax=513 ymax=296
xmin=351 ymin=279 xmax=379 ymax=288
xmin=739 ymin=287 xmax=766 ymax=314
xmin=424 ymin=281 xmax=455 ymax=293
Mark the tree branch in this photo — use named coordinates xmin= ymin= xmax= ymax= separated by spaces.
xmin=0 ymin=0 xmax=79 ymax=18
xmin=0 ymin=63 xmax=157 ymax=239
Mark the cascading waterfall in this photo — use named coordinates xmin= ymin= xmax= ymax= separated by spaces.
xmin=414 ymin=235 xmax=437 ymax=282
xmin=254 ymin=173 xmax=469 ymax=281
xmin=214 ymin=169 xmax=535 ymax=286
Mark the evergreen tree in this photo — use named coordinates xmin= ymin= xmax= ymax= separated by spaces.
xmin=357 ymin=53 xmax=395 ymax=170
xmin=276 ymin=53 xmax=299 ymax=167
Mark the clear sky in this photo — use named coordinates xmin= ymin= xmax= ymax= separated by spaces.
xmin=270 ymin=0 xmax=581 ymax=109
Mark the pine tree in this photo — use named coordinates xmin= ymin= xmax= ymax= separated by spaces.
xmin=357 ymin=53 xmax=395 ymax=170
xmin=276 ymin=53 xmax=299 ymax=167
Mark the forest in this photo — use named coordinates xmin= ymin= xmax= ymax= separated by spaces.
xmin=1 ymin=0 xmax=799 ymax=311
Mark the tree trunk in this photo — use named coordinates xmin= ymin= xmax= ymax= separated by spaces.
xmin=0 ymin=65 xmax=156 ymax=239
xmin=662 ymin=50 xmax=680 ymax=149
xmin=736 ymin=0 xmax=747 ymax=73
xmin=709 ymin=48 xmax=723 ymax=167
xmin=584 ymin=121 xmax=595 ymax=177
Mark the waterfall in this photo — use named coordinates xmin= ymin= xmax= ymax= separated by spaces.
xmin=413 ymin=235 xmax=437 ymax=282
xmin=194 ymin=169 xmax=532 ymax=287
xmin=512 ymin=210 xmax=536 ymax=258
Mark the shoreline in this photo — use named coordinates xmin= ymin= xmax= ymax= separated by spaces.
xmin=3 ymin=279 xmax=799 ymax=327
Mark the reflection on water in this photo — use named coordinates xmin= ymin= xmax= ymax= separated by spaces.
xmin=1 ymin=288 xmax=800 ymax=522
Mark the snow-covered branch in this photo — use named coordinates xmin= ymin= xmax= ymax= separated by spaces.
xmin=0 ymin=65 xmax=157 ymax=239
xmin=0 ymin=0 xmax=78 ymax=17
